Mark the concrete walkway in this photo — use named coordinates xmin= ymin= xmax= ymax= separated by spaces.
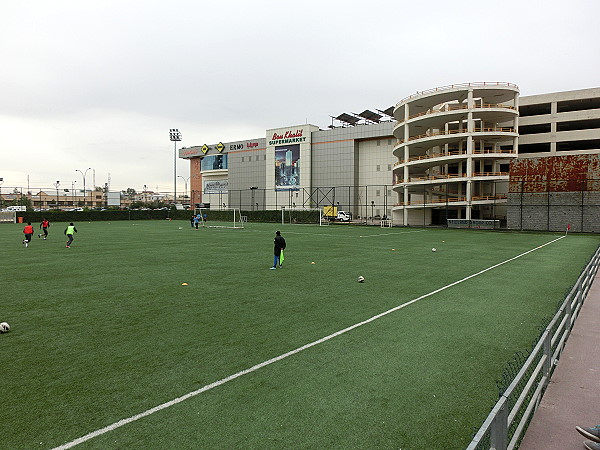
xmin=519 ymin=272 xmax=600 ymax=450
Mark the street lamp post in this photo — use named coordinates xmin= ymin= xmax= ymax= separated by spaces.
xmin=0 ymin=177 xmax=3 ymax=209
xmin=177 ymin=175 xmax=189 ymax=206
xmin=169 ymin=129 xmax=182 ymax=205
xmin=54 ymin=181 xmax=60 ymax=209
xmin=71 ymin=181 xmax=77 ymax=207
xmin=76 ymin=168 xmax=92 ymax=208
xmin=371 ymin=200 xmax=374 ymax=223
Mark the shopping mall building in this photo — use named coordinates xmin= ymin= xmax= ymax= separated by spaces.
xmin=180 ymin=83 xmax=600 ymax=230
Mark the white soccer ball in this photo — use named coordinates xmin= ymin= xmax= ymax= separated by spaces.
xmin=0 ymin=322 xmax=10 ymax=333
xmin=357 ymin=276 xmax=365 ymax=283
xmin=432 ymin=248 xmax=437 ymax=252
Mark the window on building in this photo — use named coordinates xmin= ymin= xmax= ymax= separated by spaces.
xmin=388 ymin=139 xmax=392 ymax=145
xmin=557 ymin=139 xmax=600 ymax=151
xmin=519 ymin=142 xmax=551 ymax=153
xmin=376 ymin=165 xmax=380 ymax=172
xmin=376 ymin=190 xmax=381 ymax=196
xmin=241 ymin=156 xmax=244 ymax=162
xmin=520 ymin=103 xmax=551 ymax=117
xmin=387 ymin=164 xmax=392 ymax=171
xmin=377 ymin=140 xmax=380 ymax=146
xmin=557 ymin=118 xmax=600 ymax=132
xmin=500 ymin=163 xmax=510 ymax=173
xmin=519 ymin=123 xmax=551 ymax=135
xmin=557 ymin=97 xmax=600 ymax=113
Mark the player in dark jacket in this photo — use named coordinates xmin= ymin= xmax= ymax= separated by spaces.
xmin=271 ymin=231 xmax=286 ymax=269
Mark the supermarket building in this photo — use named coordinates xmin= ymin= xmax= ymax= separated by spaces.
xmin=180 ymin=83 xmax=600 ymax=230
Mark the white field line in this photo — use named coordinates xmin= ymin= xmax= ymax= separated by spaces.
xmin=358 ymin=230 xmax=425 ymax=238
xmin=53 ymin=234 xmax=566 ymax=449
xmin=281 ymin=229 xmax=425 ymax=239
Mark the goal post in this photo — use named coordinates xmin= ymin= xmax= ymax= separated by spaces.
xmin=319 ymin=209 xmax=330 ymax=226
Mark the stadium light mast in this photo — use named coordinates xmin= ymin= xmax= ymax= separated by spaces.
xmin=76 ymin=168 xmax=92 ymax=208
xmin=169 ymin=129 xmax=182 ymax=205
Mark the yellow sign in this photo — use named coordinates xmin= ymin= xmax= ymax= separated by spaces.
xmin=216 ymin=142 xmax=225 ymax=152
xmin=201 ymin=144 xmax=209 ymax=154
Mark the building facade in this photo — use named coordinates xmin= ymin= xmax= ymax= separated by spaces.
xmin=181 ymin=84 xmax=600 ymax=227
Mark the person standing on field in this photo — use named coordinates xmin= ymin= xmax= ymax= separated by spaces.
xmin=22 ymin=222 xmax=34 ymax=247
xmin=39 ymin=218 xmax=50 ymax=239
xmin=64 ymin=222 xmax=78 ymax=248
xmin=270 ymin=230 xmax=286 ymax=269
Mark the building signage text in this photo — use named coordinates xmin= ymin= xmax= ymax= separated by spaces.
xmin=269 ymin=129 xmax=307 ymax=146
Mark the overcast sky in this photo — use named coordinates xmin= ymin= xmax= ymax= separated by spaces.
xmin=1 ymin=0 xmax=599 ymax=193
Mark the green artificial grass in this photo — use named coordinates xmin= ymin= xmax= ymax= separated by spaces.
xmin=0 ymin=220 xmax=598 ymax=449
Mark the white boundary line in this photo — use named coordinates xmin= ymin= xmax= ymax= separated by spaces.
xmin=53 ymin=234 xmax=566 ymax=449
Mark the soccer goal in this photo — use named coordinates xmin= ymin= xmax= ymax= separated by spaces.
xmin=0 ymin=211 xmax=16 ymax=223
xmin=319 ymin=210 xmax=330 ymax=226
xmin=207 ymin=208 xmax=245 ymax=229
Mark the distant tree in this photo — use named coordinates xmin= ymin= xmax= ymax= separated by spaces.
xmin=9 ymin=196 xmax=32 ymax=210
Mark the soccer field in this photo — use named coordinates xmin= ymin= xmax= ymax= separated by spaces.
xmin=1 ymin=220 xmax=599 ymax=449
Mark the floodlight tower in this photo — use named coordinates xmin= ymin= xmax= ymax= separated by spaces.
xmin=169 ymin=129 xmax=182 ymax=205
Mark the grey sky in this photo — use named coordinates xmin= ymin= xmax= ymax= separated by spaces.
xmin=1 ymin=0 xmax=599 ymax=193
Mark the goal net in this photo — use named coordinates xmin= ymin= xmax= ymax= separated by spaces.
xmin=206 ymin=208 xmax=245 ymax=229
xmin=0 ymin=211 xmax=16 ymax=223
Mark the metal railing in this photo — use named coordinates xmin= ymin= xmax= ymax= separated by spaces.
xmin=396 ymin=82 xmax=519 ymax=106
xmin=467 ymin=245 xmax=600 ymax=450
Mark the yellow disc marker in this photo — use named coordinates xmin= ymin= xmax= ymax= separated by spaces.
xmin=181 ymin=283 xmax=188 ymax=286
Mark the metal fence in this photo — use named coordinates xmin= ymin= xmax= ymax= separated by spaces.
xmin=467 ymin=244 xmax=600 ymax=450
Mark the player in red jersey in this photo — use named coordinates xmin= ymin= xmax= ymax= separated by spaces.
xmin=38 ymin=218 xmax=50 ymax=240
xmin=23 ymin=222 xmax=34 ymax=247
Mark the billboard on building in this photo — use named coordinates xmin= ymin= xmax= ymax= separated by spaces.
xmin=107 ymin=192 xmax=121 ymax=206
xmin=275 ymin=144 xmax=300 ymax=189
xmin=204 ymin=180 xmax=228 ymax=193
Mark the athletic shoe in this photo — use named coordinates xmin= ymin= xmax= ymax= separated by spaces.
xmin=43 ymin=238 xmax=46 ymax=240
xmin=38 ymin=234 xmax=41 ymax=238
xmin=270 ymin=267 xmax=276 ymax=270
xmin=578 ymin=426 xmax=600 ymax=443
xmin=25 ymin=242 xmax=28 ymax=247
xmin=66 ymin=245 xmax=70 ymax=248
xmin=584 ymin=441 xmax=600 ymax=450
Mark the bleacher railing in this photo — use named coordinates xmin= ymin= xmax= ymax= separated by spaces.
xmin=467 ymin=245 xmax=600 ymax=450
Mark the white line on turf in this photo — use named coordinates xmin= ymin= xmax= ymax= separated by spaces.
xmin=53 ymin=234 xmax=566 ymax=449
xmin=358 ymin=230 xmax=425 ymax=238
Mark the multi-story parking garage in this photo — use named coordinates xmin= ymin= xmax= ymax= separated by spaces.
xmin=391 ymin=82 xmax=519 ymax=225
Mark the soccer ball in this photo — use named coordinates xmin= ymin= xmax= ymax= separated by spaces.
xmin=357 ymin=276 xmax=365 ymax=283
xmin=432 ymin=248 xmax=437 ymax=252
xmin=0 ymin=322 xmax=10 ymax=333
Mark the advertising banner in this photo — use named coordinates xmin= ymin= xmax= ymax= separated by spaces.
xmin=275 ymin=144 xmax=300 ymax=189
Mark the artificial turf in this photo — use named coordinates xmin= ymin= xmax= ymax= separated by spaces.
xmin=1 ymin=220 xmax=598 ymax=449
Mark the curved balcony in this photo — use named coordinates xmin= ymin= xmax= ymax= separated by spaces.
xmin=393 ymin=82 xmax=519 ymax=121
xmin=391 ymin=194 xmax=508 ymax=209
xmin=393 ymin=148 xmax=516 ymax=170
xmin=393 ymin=127 xmax=517 ymax=157
xmin=392 ymin=171 xmax=509 ymax=190
xmin=393 ymin=103 xmax=518 ymax=139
